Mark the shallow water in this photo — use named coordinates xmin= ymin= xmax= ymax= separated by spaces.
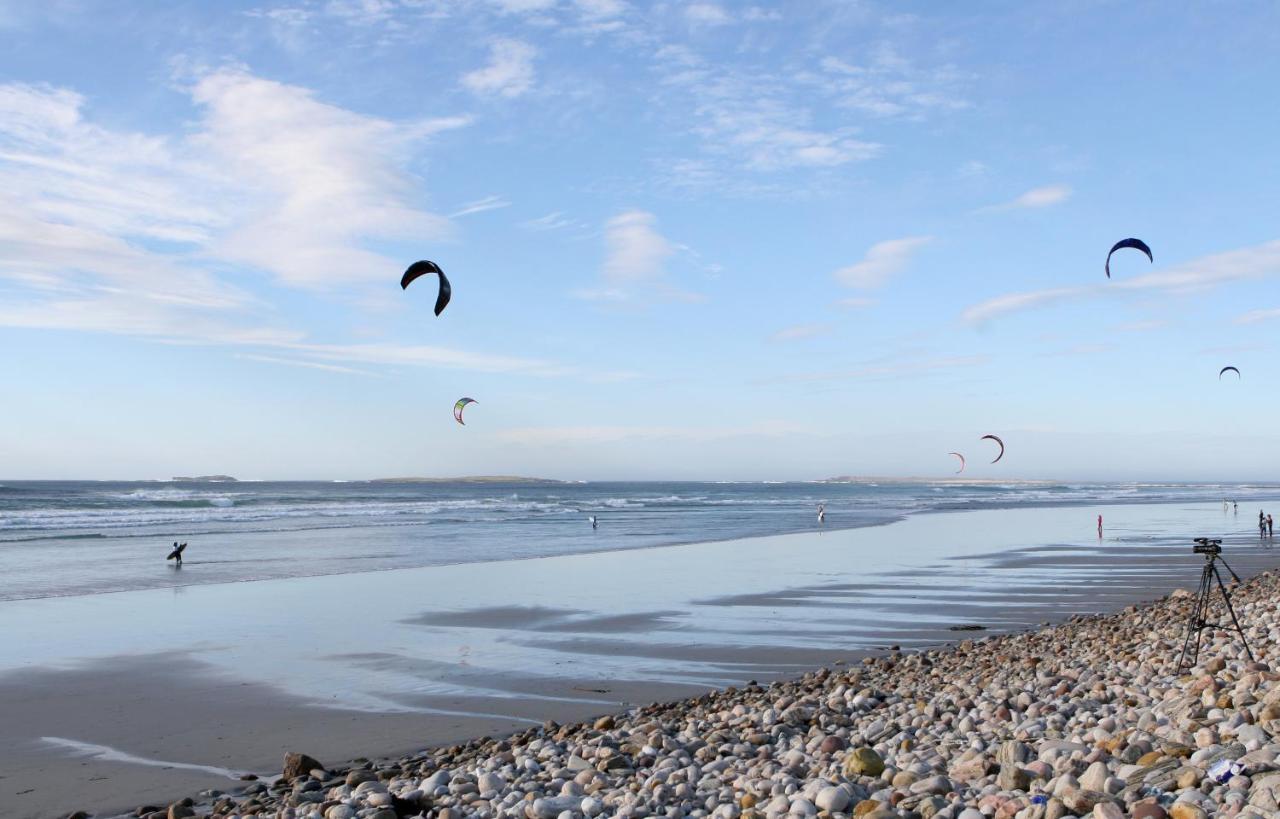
xmin=1 ymin=479 xmax=1275 ymax=601
xmin=2 ymin=499 xmax=1273 ymax=710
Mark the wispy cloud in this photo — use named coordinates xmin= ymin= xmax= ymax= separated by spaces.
xmin=685 ymin=3 xmax=730 ymax=25
xmin=963 ymin=240 xmax=1280 ymax=324
xmin=980 ymin=183 xmax=1072 ymax=212
xmin=834 ymin=236 xmax=932 ymax=289
xmin=235 ymin=353 xmax=378 ymax=376
xmin=765 ymin=354 xmax=988 ymax=384
xmin=602 ymin=210 xmax=672 ymax=283
xmin=521 ymin=211 xmax=583 ymax=232
xmin=653 ymin=46 xmax=882 ymax=173
xmin=771 ymin=323 xmax=830 ymax=342
xmin=462 ymin=39 xmax=537 ymax=98
xmin=835 ymin=296 xmax=877 ymax=309
xmin=450 ymin=195 xmax=511 ymax=218
xmin=1235 ymin=307 xmax=1280 ymax=325
xmin=0 ymin=71 xmax=619 ymax=381
xmin=815 ymin=47 xmax=970 ymax=119
xmin=497 ymin=420 xmax=808 ymax=445
xmin=961 ymin=287 xmax=1082 ymax=324
xmin=571 ymin=210 xmax=702 ymax=303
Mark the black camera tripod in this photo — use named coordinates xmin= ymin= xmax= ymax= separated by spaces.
xmin=1178 ymin=539 xmax=1254 ymax=670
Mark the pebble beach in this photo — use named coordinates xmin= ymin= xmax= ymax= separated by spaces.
xmin=113 ymin=562 xmax=1280 ymax=819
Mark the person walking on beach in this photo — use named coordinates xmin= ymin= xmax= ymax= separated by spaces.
xmin=1260 ymin=513 xmax=1267 ymax=541
xmin=589 ymin=515 xmax=598 ymax=530
xmin=1269 ymin=514 xmax=1274 ymax=539
xmin=817 ymin=503 xmax=826 ymax=525
xmin=1234 ymin=501 xmax=1239 ymax=514
xmin=1097 ymin=514 xmax=1103 ymax=539
xmin=166 ymin=541 xmax=187 ymax=564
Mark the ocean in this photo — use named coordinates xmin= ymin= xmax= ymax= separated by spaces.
xmin=0 ymin=478 xmax=1275 ymax=602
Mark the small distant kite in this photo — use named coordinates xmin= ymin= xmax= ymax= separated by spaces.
xmin=453 ymin=397 xmax=477 ymax=425
xmin=401 ymin=260 xmax=452 ymax=316
xmin=948 ymin=452 xmax=966 ymax=474
xmin=1220 ymin=366 xmax=1241 ymax=380
xmin=980 ymin=434 xmax=1005 ymax=464
xmin=1105 ymin=238 xmax=1152 ymax=279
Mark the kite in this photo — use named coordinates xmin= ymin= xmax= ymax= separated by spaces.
xmin=1105 ymin=238 xmax=1152 ymax=279
xmin=980 ymin=434 xmax=1005 ymax=464
xmin=400 ymin=260 xmax=452 ymax=316
xmin=1220 ymin=366 xmax=1241 ymax=380
xmin=453 ymin=397 xmax=477 ymax=425
xmin=948 ymin=452 xmax=966 ymax=474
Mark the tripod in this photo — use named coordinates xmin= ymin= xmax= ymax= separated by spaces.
xmin=1178 ymin=546 xmax=1254 ymax=670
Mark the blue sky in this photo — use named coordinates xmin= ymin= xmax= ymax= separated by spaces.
xmin=2 ymin=1 xmax=1279 ymax=480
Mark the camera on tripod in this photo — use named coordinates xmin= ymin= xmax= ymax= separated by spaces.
xmin=1180 ymin=536 xmax=1252 ymax=669
xmin=1193 ymin=537 xmax=1223 ymax=556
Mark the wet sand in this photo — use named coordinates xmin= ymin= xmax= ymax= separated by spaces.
xmin=1 ymin=501 xmax=1276 ymax=817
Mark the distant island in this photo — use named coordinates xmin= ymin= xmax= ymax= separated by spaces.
xmin=371 ymin=476 xmax=567 ymax=484
xmin=171 ymin=475 xmax=239 ymax=482
xmin=820 ymin=475 xmax=1050 ymax=484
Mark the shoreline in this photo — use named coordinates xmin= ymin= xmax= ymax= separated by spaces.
xmin=89 ymin=558 xmax=1280 ymax=819
xmin=5 ymin=500 xmax=1280 ymax=817
xmin=7 ymin=489 xmax=1279 ymax=606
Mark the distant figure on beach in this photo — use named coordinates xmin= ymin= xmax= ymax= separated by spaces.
xmin=589 ymin=515 xmax=597 ymax=530
xmin=1234 ymin=501 xmax=1239 ymax=514
xmin=1097 ymin=514 xmax=1103 ymax=539
xmin=1269 ymin=514 xmax=1274 ymax=538
xmin=817 ymin=504 xmax=826 ymax=525
xmin=1224 ymin=499 xmax=1229 ymax=512
xmin=1260 ymin=513 xmax=1267 ymax=540
xmin=166 ymin=541 xmax=187 ymax=564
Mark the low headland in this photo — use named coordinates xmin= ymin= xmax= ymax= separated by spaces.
xmin=126 ymin=570 xmax=1280 ymax=819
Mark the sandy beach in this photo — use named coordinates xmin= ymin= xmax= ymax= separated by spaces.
xmin=4 ymin=500 xmax=1278 ymax=817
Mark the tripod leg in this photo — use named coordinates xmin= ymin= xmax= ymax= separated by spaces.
xmin=1211 ymin=564 xmax=1256 ymax=663
xmin=1180 ymin=564 xmax=1213 ymax=669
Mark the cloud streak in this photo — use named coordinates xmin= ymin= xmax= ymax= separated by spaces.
xmin=978 ymin=184 xmax=1072 ymax=213
xmin=462 ymin=39 xmax=537 ymax=98
xmin=962 ymin=239 xmax=1280 ymax=324
xmin=834 ymin=236 xmax=932 ymax=289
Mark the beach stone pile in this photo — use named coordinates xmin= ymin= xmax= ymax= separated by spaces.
xmin=121 ymin=569 xmax=1280 ymax=819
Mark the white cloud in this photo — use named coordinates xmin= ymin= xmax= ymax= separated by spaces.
xmin=521 ymin=211 xmax=581 ymax=231
xmin=462 ymin=39 xmax=537 ymax=98
xmin=767 ymin=354 xmax=988 ymax=384
xmin=0 ymin=72 xmax=617 ymax=381
xmin=685 ymin=3 xmax=730 ymax=25
xmin=834 ymin=236 xmax=932 ymax=289
xmin=489 ymin=0 xmax=558 ymax=12
xmin=960 ymin=287 xmax=1082 ymax=324
xmin=190 ymin=68 xmax=467 ymax=288
xmin=497 ymin=420 xmax=807 ymax=445
xmin=602 ymin=210 xmax=673 ymax=283
xmin=962 ymin=240 xmax=1280 ymax=324
xmin=450 ymin=195 xmax=510 ymax=217
xmin=654 ymin=47 xmax=882 ymax=173
xmin=236 ymin=353 xmax=378 ymax=376
xmin=771 ymin=323 xmax=830 ymax=342
xmin=981 ymin=184 xmax=1072 ymax=212
xmin=816 ymin=49 xmax=970 ymax=118
xmin=574 ymin=0 xmax=625 ymax=19
xmin=1235 ymin=308 xmax=1280 ymax=325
